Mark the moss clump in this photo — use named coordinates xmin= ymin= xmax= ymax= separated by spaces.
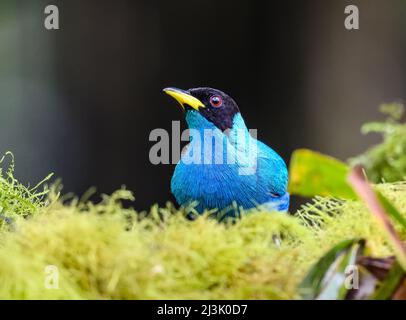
xmin=350 ymin=103 xmax=406 ymax=183
xmin=0 ymin=192 xmax=315 ymax=299
xmin=0 ymin=181 xmax=405 ymax=300
xmin=296 ymin=182 xmax=406 ymax=258
xmin=0 ymin=152 xmax=52 ymax=230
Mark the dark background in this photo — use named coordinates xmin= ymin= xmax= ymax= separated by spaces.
xmin=1 ymin=0 xmax=406 ymax=210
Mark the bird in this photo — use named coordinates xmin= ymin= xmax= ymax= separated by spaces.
xmin=163 ymin=87 xmax=289 ymax=215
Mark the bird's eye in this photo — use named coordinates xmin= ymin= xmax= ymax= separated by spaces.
xmin=210 ymin=95 xmax=223 ymax=108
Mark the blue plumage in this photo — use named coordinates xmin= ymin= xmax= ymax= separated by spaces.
xmin=164 ymin=87 xmax=289 ymax=215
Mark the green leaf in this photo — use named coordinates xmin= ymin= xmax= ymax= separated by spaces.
xmin=348 ymin=167 xmax=406 ymax=272
xmin=372 ymin=261 xmax=405 ymax=300
xmin=299 ymin=239 xmax=365 ymax=300
xmin=288 ymin=149 xmax=357 ymax=199
xmin=376 ymin=191 xmax=406 ymax=231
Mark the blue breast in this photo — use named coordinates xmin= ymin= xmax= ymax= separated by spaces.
xmin=171 ymin=111 xmax=289 ymax=214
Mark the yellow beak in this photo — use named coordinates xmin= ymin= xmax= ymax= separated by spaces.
xmin=163 ymin=87 xmax=204 ymax=111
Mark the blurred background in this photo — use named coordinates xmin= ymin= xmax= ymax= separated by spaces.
xmin=1 ymin=0 xmax=406 ymax=210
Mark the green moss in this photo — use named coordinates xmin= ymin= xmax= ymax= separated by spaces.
xmin=350 ymin=103 xmax=406 ymax=183
xmin=0 ymin=194 xmax=312 ymax=299
xmin=0 ymin=152 xmax=52 ymax=230
xmin=297 ymin=182 xmax=406 ymax=257
xmin=0 ymin=181 xmax=404 ymax=300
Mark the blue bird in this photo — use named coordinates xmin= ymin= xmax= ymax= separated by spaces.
xmin=163 ymin=87 xmax=289 ymax=215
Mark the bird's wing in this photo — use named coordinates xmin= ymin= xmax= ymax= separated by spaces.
xmin=255 ymin=141 xmax=288 ymax=197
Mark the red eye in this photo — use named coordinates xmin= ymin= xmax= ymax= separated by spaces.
xmin=210 ymin=95 xmax=223 ymax=108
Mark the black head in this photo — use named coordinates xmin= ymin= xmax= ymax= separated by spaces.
xmin=163 ymin=87 xmax=240 ymax=131
xmin=188 ymin=87 xmax=240 ymax=131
